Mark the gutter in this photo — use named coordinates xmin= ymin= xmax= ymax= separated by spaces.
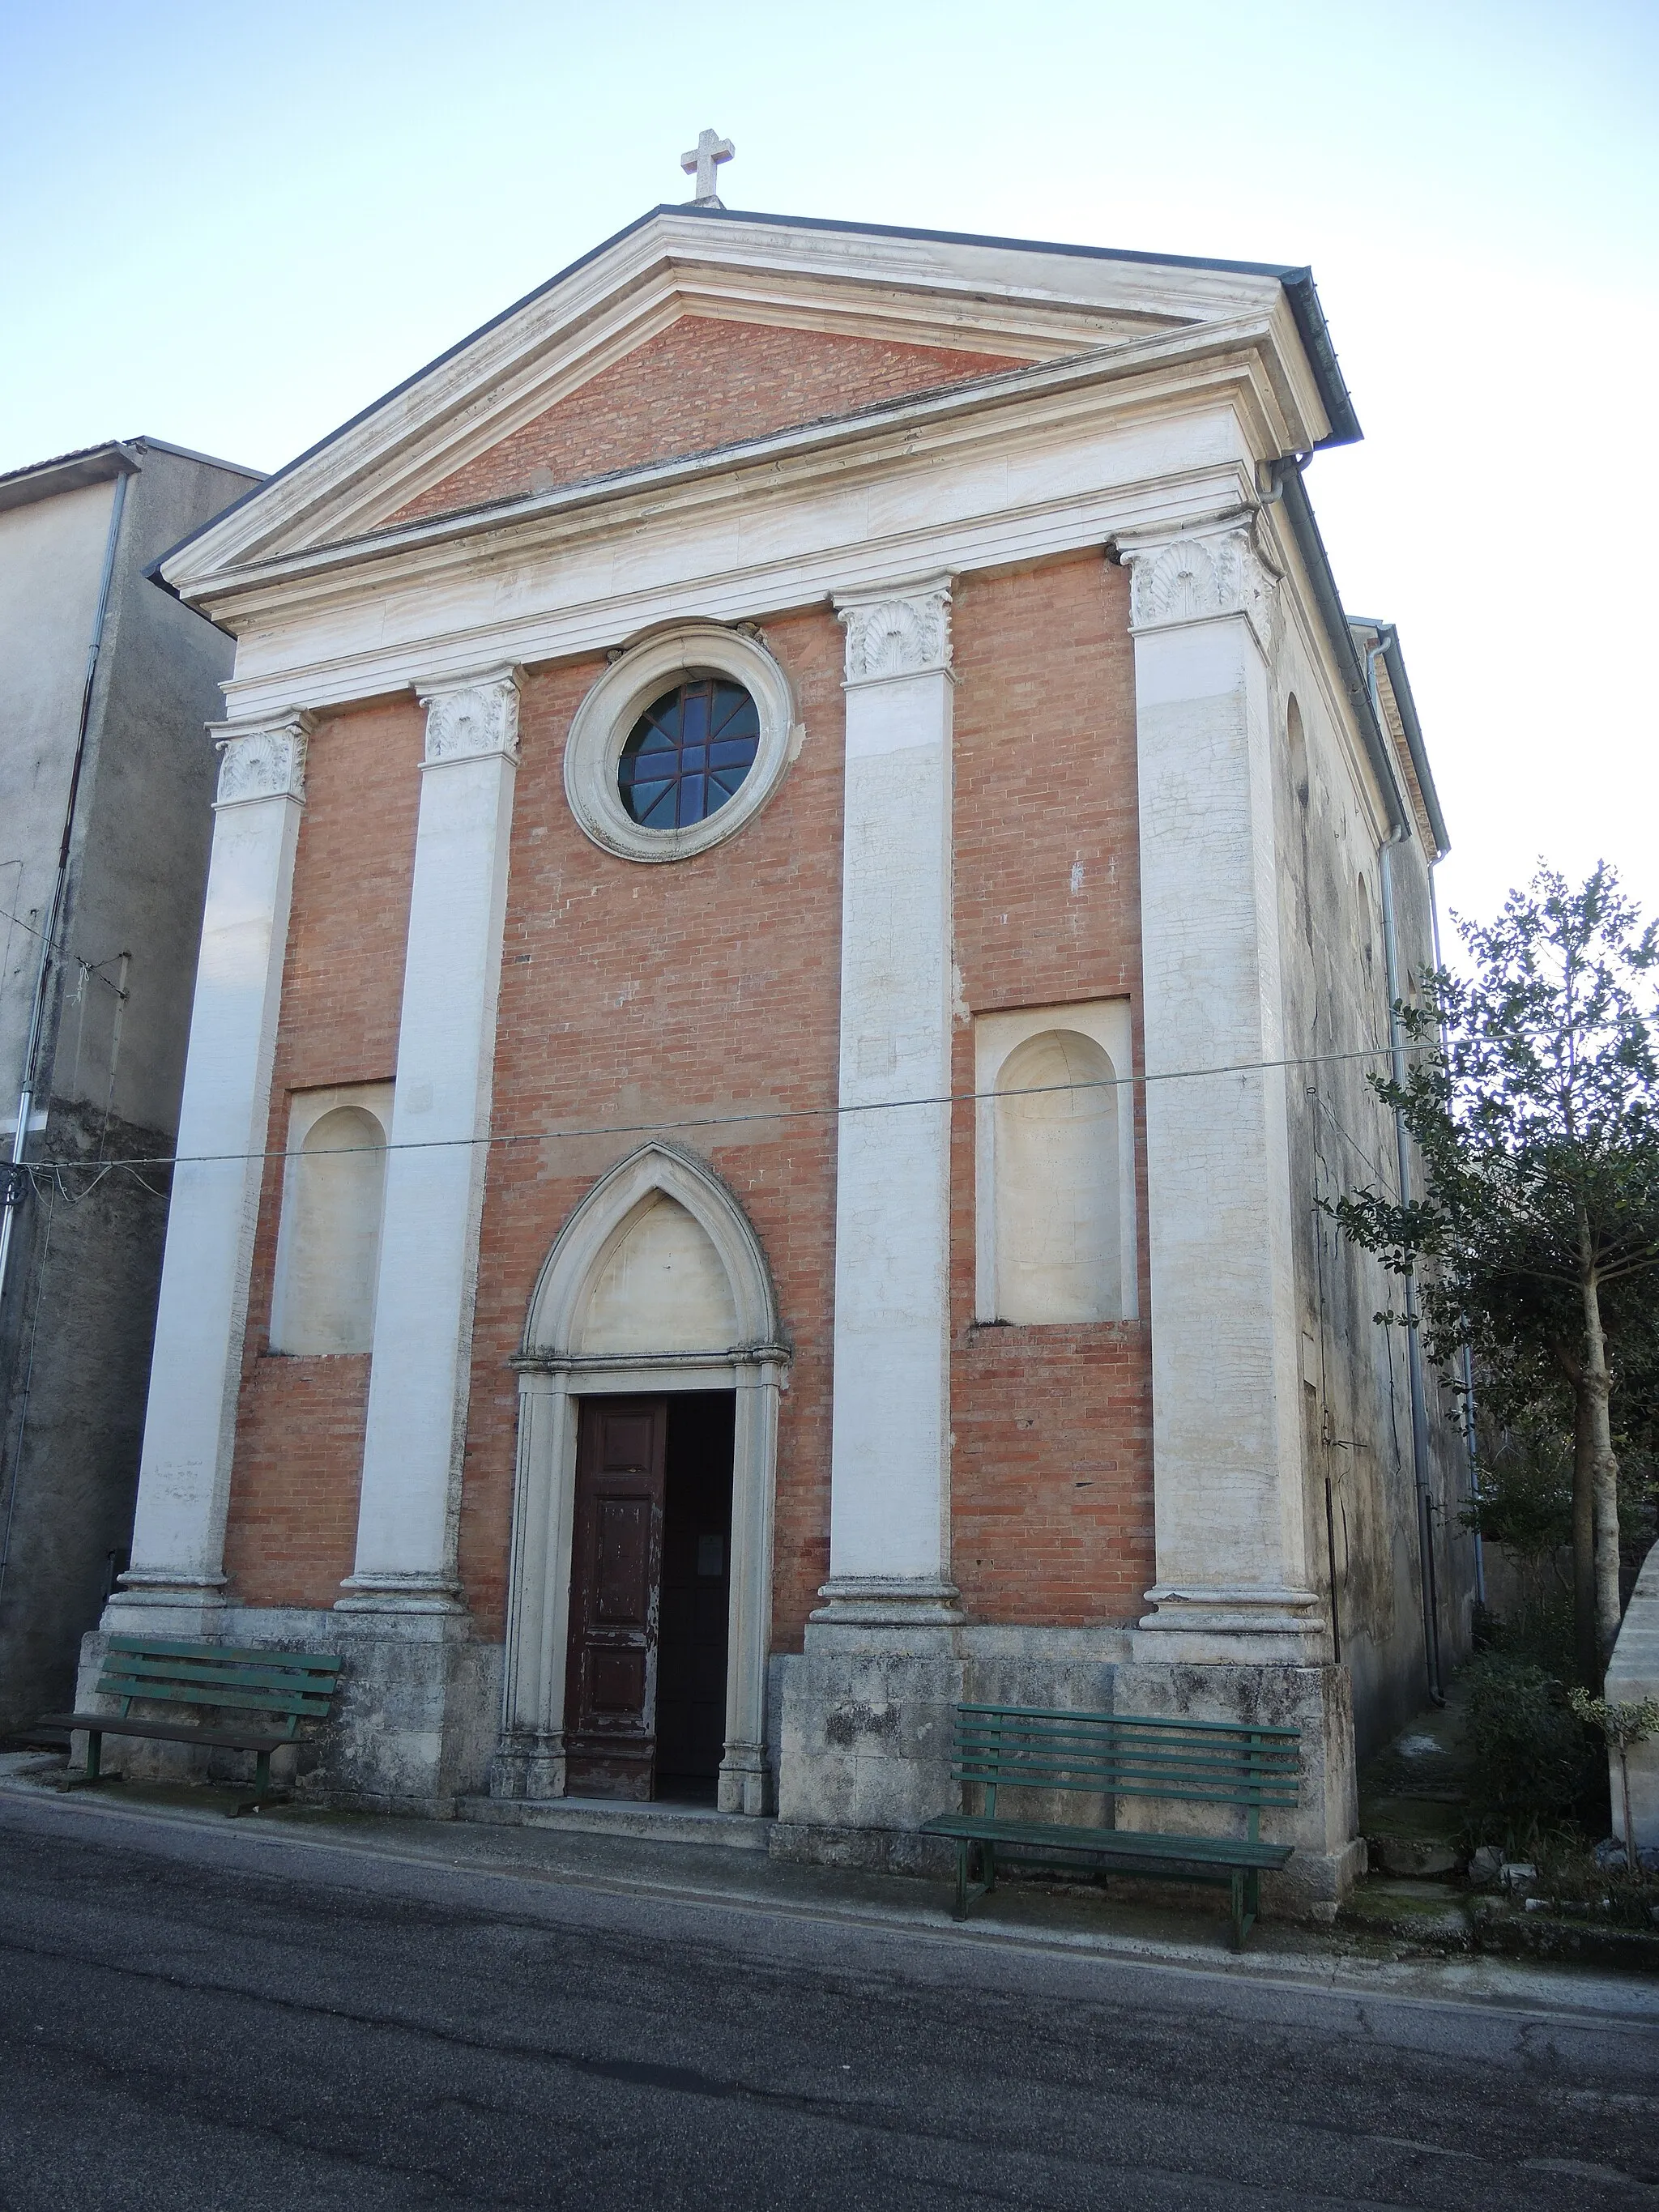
xmin=1277 ymin=462 xmax=1409 ymax=838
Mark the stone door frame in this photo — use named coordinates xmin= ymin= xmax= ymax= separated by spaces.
xmin=493 ymin=1144 xmax=788 ymax=1816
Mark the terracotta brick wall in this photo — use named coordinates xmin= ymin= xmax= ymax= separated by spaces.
xmin=221 ymin=698 xmax=422 ymax=1607
xmin=949 ymin=554 xmax=1154 ymax=1625
xmin=458 ymin=607 xmax=847 ymax=1645
xmin=385 ymin=318 xmax=1025 ymax=527
xmin=216 ymin=561 xmax=1150 ymax=1639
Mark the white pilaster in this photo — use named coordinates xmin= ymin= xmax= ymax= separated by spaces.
xmin=817 ymin=580 xmax=960 ymax=1624
xmin=341 ymin=668 xmax=521 ymax=1613
xmin=1119 ymin=525 xmax=1324 ymax=1660
xmin=113 ymin=712 xmax=312 ymax=1623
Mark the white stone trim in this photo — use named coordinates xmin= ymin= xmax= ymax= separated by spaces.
xmin=1121 ymin=555 xmax=1324 ymax=1660
xmin=838 ymin=579 xmax=952 ymax=685
xmin=341 ymin=672 xmax=522 ymax=1616
xmin=1119 ymin=520 xmax=1281 ymax=655
xmin=113 ymin=710 xmax=313 ymax=1623
xmin=213 ymin=714 xmax=309 ymax=806
xmin=561 ymin=623 xmax=800 ymax=863
xmin=972 ymin=998 xmax=1138 ymax=1325
xmin=497 ymin=1144 xmax=787 ymax=1814
xmin=418 ymin=665 xmax=522 ymax=765
xmin=817 ymin=582 xmax=959 ymax=1622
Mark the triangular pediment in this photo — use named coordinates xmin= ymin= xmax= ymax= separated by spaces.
xmin=161 ymin=206 xmax=1337 ymax=596
xmin=380 ymin=316 xmax=1028 ymax=531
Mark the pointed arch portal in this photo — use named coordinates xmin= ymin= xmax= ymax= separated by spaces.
xmin=493 ymin=1144 xmax=788 ymax=1816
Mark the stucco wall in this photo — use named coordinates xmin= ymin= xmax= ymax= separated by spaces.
xmin=0 ymin=445 xmax=263 ymax=1734
xmin=1268 ymin=600 xmax=1473 ymax=1758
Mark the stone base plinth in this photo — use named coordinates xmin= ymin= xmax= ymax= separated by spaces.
xmin=77 ymin=1604 xmax=501 ymax=1816
xmin=773 ymin=1626 xmax=1363 ymax=1916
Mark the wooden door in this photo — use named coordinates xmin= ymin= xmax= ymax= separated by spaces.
xmin=564 ymin=1397 xmax=667 ymax=1800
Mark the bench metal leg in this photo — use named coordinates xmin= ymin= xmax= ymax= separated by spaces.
xmin=953 ymin=1840 xmax=970 ymax=1922
xmin=59 ymin=1731 xmax=119 ymax=1791
xmin=982 ymin=1840 xmax=996 ymax=1897
xmin=228 ymin=1745 xmax=289 ymax=1819
xmin=1230 ymin=1869 xmax=1260 ymax=1950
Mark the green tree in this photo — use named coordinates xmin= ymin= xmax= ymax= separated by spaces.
xmin=1331 ymin=865 xmax=1659 ymax=1683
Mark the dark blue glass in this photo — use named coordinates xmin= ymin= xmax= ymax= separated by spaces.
xmin=619 ymin=678 xmax=761 ymax=829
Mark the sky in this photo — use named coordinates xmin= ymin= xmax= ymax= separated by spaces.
xmin=2 ymin=0 xmax=1655 ymax=941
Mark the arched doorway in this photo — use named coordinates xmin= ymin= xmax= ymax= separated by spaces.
xmin=492 ymin=1144 xmax=788 ymax=1815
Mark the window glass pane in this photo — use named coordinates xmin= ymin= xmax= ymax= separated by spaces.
xmin=619 ymin=678 xmax=761 ymax=829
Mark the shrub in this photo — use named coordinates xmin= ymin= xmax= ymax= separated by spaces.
xmin=1461 ymin=1655 xmax=1601 ymax=1847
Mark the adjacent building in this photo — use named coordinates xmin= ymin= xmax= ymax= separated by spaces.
xmin=0 ymin=437 xmax=263 ymax=1732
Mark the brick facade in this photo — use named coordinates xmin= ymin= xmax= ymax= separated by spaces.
xmin=949 ymin=555 xmax=1154 ymax=1625
xmin=384 ymin=318 xmax=1026 ymax=527
xmin=215 ymin=560 xmax=1154 ymax=1642
xmin=220 ymin=697 xmax=422 ymax=1607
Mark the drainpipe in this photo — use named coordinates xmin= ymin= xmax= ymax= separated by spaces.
xmin=0 ymin=455 xmax=134 ymax=1323
xmin=1366 ymin=631 xmax=1445 ymax=1705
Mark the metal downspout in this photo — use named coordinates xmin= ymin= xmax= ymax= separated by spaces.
xmin=0 ymin=459 xmax=134 ymax=1326
xmin=1367 ymin=632 xmax=1445 ymax=1704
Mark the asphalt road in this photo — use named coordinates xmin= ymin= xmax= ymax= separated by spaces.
xmin=1 ymin=1789 xmax=1656 ymax=2211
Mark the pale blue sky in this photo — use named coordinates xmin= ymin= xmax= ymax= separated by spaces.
xmin=3 ymin=1 xmax=1655 ymax=934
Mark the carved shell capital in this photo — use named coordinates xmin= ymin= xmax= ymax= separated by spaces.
xmin=213 ymin=714 xmax=313 ymax=807
xmin=1122 ymin=527 xmax=1279 ymax=652
xmin=836 ymin=582 xmax=953 ymax=685
xmin=418 ymin=668 xmax=522 ymax=765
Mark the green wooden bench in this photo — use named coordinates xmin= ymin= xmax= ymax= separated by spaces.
xmin=921 ymin=1703 xmax=1301 ymax=1948
xmin=41 ymin=1637 xmax=343 ymax=1817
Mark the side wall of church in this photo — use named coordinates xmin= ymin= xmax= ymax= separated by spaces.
xmin=221 ymin=698 xmax=423 ymax=1605
xmin=1267 ymin=616 xmax=1473 ymax=1758
xmin=948 ymin=552 xmax=1154 ymax=1626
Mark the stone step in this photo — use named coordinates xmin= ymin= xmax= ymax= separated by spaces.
xmin=455 ymin=1793 xmax=773 ymax=1851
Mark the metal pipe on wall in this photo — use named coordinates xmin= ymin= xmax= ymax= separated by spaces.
xmin=0 ymin=458 xmax=134 ymax=1332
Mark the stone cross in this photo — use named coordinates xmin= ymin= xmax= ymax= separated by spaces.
xmin=681 ymin=128 xmax=734 ymax=204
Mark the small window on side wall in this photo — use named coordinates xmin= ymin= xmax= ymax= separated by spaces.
xmin=269 ymin=1084 xmax=393 ymax=1354
xmin=975 ymin=1002 xmax=1137 ymax=1325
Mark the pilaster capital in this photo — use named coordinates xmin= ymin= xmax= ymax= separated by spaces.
xmin=211 ymin=710 xmax=315 ymax=808
xmin=834 ymin=577 xmax=953 ymax=687
xmin=416 ymin=664 xmax=523 ymax=767
xmin=1117 ymin=524 xmax=1280 ymax=653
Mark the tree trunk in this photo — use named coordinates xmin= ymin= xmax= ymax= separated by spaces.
xmin=1572 ymin=1380 xmax=1597 ymax=1685
xmin=1579 ymin=1235 xmax=1623 ymax=1677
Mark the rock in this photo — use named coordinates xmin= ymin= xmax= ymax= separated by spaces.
xmin=1369 ymin=1835 xmax=1460 ymax=1878
xmin=1467 ymin=1844 xmax=1503 ymax=1886
xmin=1499 ymin=1861 xmax=1537 ymax=1893
xmin=1593 ymin=1835 xmax=1659 ymax=1873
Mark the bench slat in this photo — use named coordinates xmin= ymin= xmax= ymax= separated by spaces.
xmin=922 ymin=1812 xmax=1293 ymax=1872
xmin=96 ymin=1675 xmax=331 ymax=1720
xmin=40 ymin=1713 xmax=309 ymax=1754
xmin=99 ymin=1652 xmax=340 ymax=1697
xmin=957 ymin=1703 xmax=1299 ymax=1738
xmin=105 ymin=1637 xmax=342 ymax=1673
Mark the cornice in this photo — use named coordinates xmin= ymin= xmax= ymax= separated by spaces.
xmin=160 ymin=215 xmax=1319 ymax=586
xmin=173 ymin=311 xmax=1315 ymax=627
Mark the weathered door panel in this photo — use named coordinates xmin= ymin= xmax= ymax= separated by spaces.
xmin=564 ymin=1398 xmax=667 ymax=1799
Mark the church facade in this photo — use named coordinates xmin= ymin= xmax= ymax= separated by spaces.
xmin=97 ymin=194 xmax=1468 ymax=1907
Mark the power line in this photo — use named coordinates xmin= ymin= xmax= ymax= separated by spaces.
xmin=16 ymin=1034 xmax=1425 ymax=1183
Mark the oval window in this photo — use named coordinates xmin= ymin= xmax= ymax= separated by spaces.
xmin=618 ymin=678 xmax=760 ymax=831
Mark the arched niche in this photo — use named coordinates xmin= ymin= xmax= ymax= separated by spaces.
xmin=973 ymin=1000 xmax=1138 ymax=1326
xmin=993 ymin=1029 xmax=1120 ymax=1324
xmin=497 ymin=1144 xmax=788 ymax=1818
xmin=270 ymin=1089 xmax=392 ymax=1355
